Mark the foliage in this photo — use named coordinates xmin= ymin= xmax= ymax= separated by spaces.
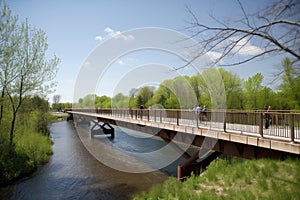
xmin=52 ymin=102 xmax=72 ymax=112
xmin=277 ymin=58 xmax=300 ymax=109
xmin=132 ymin=158 xmax=300 ymax=200
xmin=0 ymin=2 xmax=59 ymax=145
xmin=0 ymin=3 xmax=56 ymax=186
xmin=75 ymin=63 xmax=300 ymax=111
xmin=0 ymin=96 xmax=53 ymax=186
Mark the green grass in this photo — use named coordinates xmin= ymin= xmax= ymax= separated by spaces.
xmin=132 ymin=157 xmax=300 ymax=200
xmin=49 ymin=112 xmax=68 ymax=122
xmin=0 ymin=130 xmax=53 ymax=186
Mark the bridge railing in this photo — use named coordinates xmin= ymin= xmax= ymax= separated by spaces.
xmin=66 ymin=108 xmax=300 ymax=142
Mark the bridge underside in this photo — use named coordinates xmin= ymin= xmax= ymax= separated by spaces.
xmin=89 ymin=116 xmax=295 ymax=159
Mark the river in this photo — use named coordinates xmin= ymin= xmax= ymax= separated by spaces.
xmin=0 ymin=121 xmax=195 ymax=199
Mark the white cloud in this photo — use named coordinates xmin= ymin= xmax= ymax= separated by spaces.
xmin=111 ymin=30 xmax=134 ymax=41
xmin=205 ymin=51 xmax=223 ymax=62
xmin=117 ymin=59 xmax=124 ymax=65
xmin=203 ymin=37 xmax=264 ymax=64
xmin=95 ymin=35 xmax=103 ymax=41
xmin=104 ymin=27 xmax=114 ymax=33
xmin=95 ymin=27 xmax=135 ymax=42
xmin=231 ymin=37 xmax=264 ymax=56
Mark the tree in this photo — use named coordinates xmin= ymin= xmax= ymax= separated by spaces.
xmin=186 ymin=0 xmax=300 ymax=69
xmin=135 ymin=87 xmax=154 ymax=108
xmin=278 ymin=58 xmax=300 ymax=109
xmin=52 ymin=94 xmax=61 ymax=105
xmin=52 ymin=94 xmax=61 ymax=111
xmin=112 ymin=92 xmax=129 ymax=108
xmin=0 ymin=3 xmax=19 ymax=124
xmin=244 ymin=73 xmax=264 ymax=109
xmin=95 ymin=95 xmax=111 ymax=108
xmin=1 ymin=4 xmax=59 ymax=145
xmin=151 ymin=81 xmax=172 ymax=108
xmin=217 ymin=69 xmax=243 ymax=109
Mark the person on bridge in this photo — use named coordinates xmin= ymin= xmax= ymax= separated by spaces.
xmin=264 ymin=105 xmax=271 ymax=129
xmin=196 ymin=105 xmax=202 ymax=122
xmin=202 ymin=105 xmax=208 ymax=121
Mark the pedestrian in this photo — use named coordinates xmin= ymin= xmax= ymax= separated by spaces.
xmin=196 ymin=105 xmax=201 ymax=122
xmin=264 ymin=105 xmax=271 ymax=129
xmin=202 ymin=105 xmax=208 ymax=121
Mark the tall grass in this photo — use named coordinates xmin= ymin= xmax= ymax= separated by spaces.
xmin=15 ymin=130 xmax=53 ymax=166
xmin=132 ymin=157 xmax=300 ymax=200
xmin=0 ymin=110 xmax=53 ymax=186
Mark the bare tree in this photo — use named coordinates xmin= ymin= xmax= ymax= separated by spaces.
xmin=185 ymin=0 xmax=300 ymax=70
xmin=52 ymin=94 xmax=61 ymax=105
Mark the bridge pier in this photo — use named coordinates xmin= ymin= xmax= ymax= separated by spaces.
xmin=177 ymin=151 xmax=221 ymax=181
xmin=67 ymin=113 xmax=73 ymax=121
xmin=90 ymin=119 xmax=115 ymax=139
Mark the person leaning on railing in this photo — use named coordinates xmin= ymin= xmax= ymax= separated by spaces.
xmin=263 ymin=105 xmax=271 ymax=129
xmin=202 ymin=105 xmax=208 ymax=121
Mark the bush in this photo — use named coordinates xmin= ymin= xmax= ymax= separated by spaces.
xmin=15 ymin=130 xmax=53 ymax=165
xmin=0 ymin=101 xmax=53 ymax=186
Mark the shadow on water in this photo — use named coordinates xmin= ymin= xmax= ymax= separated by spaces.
xmin=0 ymin=121 xmax=196 ymax=199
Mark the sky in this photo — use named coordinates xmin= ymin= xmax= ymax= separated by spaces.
xmin=7 ymin=0 xmax=284 ymax=104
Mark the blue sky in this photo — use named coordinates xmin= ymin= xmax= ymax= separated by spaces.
xmin=7 ymin=0 xmax=284 ymax=103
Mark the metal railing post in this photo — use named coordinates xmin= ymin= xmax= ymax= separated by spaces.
xmin=290 ymin=114 xmax=295 ymax=142
xmin=176 ymin=110 xmax=180 ymax=126
xmin=147 ymin=109 xmax=150 ymax=121
xmin=160 ymin=110 xmax=162 ymax=123
xmin=223 ymin=114 xmax=226 ymax=132
xmin=259 ymin=112 xmax=263 ymax=137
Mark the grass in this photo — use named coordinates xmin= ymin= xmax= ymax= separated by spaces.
xmin=0 ymin=130 xmax=53 ymax=186
xmin=132 ymin=157 xmax=300 ymax=200
xmin=0 ymin=111 xmax=53 ymax=186
xmin=49 ymin=112 xmax=68 ymax=122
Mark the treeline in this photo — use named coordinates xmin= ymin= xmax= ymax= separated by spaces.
xmin=0 ymin=4 xmax=59 ymax=185
xmin=74 ymin=58 xmax=299 ymax=110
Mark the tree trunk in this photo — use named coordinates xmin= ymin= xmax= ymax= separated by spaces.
xmin=0 ymin=88 xmax=5 ymax=124
xmin=9 ymin=111 xmax=17 ymax=146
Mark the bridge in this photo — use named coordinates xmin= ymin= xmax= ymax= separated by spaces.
xmin=65 ymin=108 xmax=300 ymax=180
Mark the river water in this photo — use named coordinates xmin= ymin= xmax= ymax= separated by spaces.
xmin=1 ymin=121 xmax=195 ymax=200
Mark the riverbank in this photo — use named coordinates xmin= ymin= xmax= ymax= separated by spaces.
xmin=0 ymin=130 xmax=53 ymax=187
xmin=133 ymin=157 xmax=300 ymax=199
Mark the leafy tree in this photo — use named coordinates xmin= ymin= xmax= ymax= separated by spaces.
xmin=0 ymin=3 xmax=19 ymax=124
xmin=196 ymin=68 xmax=227 ymax=109
xmin=164 ymin=93 xmax=180 ymax=109
xmin=135 ymin=86 xmax=154 ymax=108
xmin=172 ymin=76 xmax=197 ymax=109
xmin=218 ymin=69 xmax=243 ymax=109
xmin=95 ymin=95 xmax=111 ymax=108
xmin=151 ymin=80 xmax=172 ymax=108
xmin=278 ymin=58 xmax=300 ymax=109
xmin=0 ymin=4 xmax=59 ymax=145
xmin=80 ymin=94 xmax=96 ymax=108
xmin=189 ymin=75 xmax=201 ymax=103
xmin=112 ymin=92 xmax=129 ymax=108
xmin=244 ymin=73 xmax=264 ymax=109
